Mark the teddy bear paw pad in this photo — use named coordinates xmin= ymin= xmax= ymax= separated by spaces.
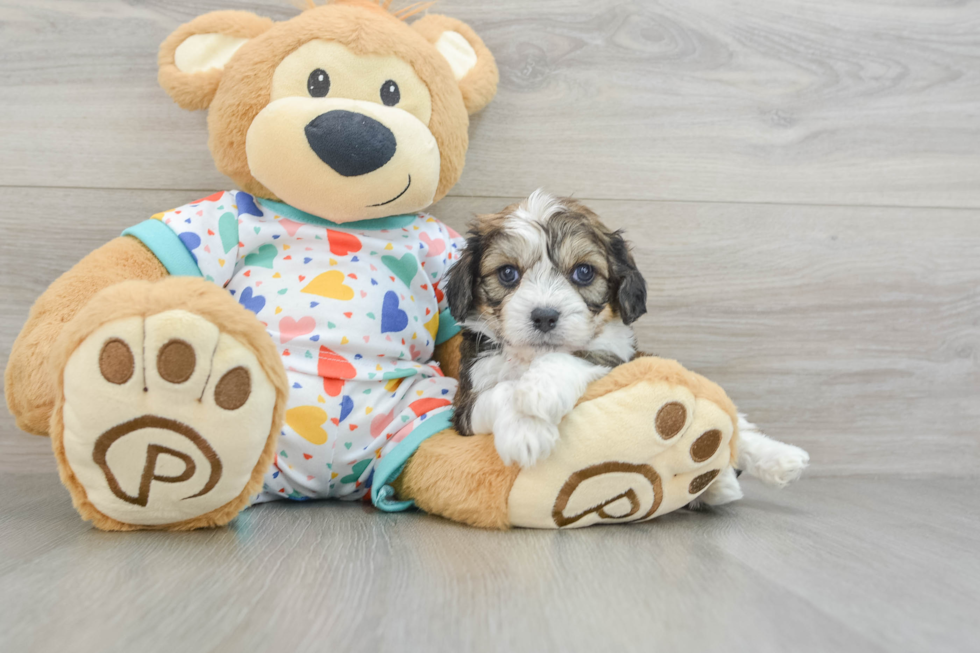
xmin=59 ymin=310 xmax=278 ymax=526
xmin=507 ymin=380 xmax=735 ymax=529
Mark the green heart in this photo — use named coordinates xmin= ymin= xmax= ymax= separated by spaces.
xmin=277 ymin=288 xmax=288 ymax=295
xmin=244 ymin=243 xmax=277 ymax=268
xmin=340 ymin=458 xmax=371 ymax=484
xmin=344 ymin=442 xmax=352 ymax=450
xmin=381 ymin=253 xmax=418 ymax=287
xmin=218 ymin=212 xmax=238 ymax=254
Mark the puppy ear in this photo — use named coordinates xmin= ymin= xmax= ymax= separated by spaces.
xmin=411 ymin=15 xmax=499 ymax=115
xmin=609 ymin=231 xmax=647 ymax=325
xmin=445 ymin=233 xmax=483 ymax=323
xmin=158 ymin=11 xmax=274 ymax=111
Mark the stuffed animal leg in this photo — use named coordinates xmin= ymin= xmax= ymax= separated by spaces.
xmin=396 ymin=356 xmax=741 ymax=529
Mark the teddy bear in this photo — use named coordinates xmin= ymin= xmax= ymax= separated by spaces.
xmin=4 ymin=0 xmax=746 ymax=531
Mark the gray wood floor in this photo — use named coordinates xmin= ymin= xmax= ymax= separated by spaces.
xmin=1 ymin=1 xmax=978 ymax=651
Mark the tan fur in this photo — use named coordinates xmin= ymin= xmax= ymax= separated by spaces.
xmin=47 ymin=277 xmax=290 ymax=531
xmin=396 ymin=355 xmax=740 ymax=527
xmin=579 ymin=356 xmax=740 ymax=465
xmin=395 ymin=429 xmax=520 ymax=529
xmin=5 ymin=237 xmax=167 ymax=436
xmin=411 ymin=14 xmax=499 ymax=115
xmin=157 ymin=2 xmax=496 ymax=204
xmin=432 ymin=331 xmax=463 ymax=380
xmin=158 ymin=11 xmax=276 ymax=111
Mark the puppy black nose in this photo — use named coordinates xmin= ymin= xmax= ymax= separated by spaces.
xmin=531 ymin=307 xmax=560 ymax=333
xmin=304 ymin=110 xmax=397 ymax=177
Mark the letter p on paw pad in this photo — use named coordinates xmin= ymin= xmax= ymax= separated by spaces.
xmin=54 ymin=310 xmax=281 ymax=529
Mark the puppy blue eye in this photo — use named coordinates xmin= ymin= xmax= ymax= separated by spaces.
xmin=571 ymin=264 xmax=595 ymax=285
xmin=380 ymin=80 xmax=400 ymax=106
xmin=307 ymin=69 xmax=330 ymax=97
xmin=497 ymin=265 xmax=520 ymax=286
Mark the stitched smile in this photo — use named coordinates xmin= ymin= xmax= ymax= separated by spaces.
xmin=368 ymin=175 xmax=411 ymax=207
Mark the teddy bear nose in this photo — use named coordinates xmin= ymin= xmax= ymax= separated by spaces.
xmin=304 ymin=110 xmax=397 ymax=177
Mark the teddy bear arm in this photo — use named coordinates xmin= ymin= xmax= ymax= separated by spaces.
xmin=432 ymin=332 xmax=464 ymax=381
xmin=5 ymin=236 xmax=167 ymax=435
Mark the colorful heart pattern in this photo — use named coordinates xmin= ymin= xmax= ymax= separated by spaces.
xmin=143 ymin=191 xmax=464 ymax=503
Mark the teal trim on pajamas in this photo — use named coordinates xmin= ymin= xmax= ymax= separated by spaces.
xmin=434 ymin=308 xmax=460 ymax=345
xmin=122 ymin=219 xmax=203 ymax=277
xmin=256 ymin=198 xmax=417 ymax=231
xmin=371 ymin=409 xmax=454 ymax=512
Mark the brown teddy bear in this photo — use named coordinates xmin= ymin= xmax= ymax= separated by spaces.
xmin=5 ymin=0 xmax=749 ymax=531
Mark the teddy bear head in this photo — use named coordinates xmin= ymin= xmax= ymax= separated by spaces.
xmin=158 ymin=0 xmax=497 ymax=223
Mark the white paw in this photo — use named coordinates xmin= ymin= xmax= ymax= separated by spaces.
xmin=513 ymin=372 xmax=576 ymax=424
xmin=493 ymin=413 xmax=559 ymax=468
xmin=698 ymin=466 xmax=743 ymax=506
xmin=513 ymin=354 xmax=605 ymax=424
xmin=753 ymin=445 xmax=810 ymax=488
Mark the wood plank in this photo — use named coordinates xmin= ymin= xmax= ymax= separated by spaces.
xmin=0 ymin=475 xmax=977 ymax=652
xmin=2 ymin=188 xmax=978 ymax=476
xmin=1 ymin=0 xmax=979 ymax=207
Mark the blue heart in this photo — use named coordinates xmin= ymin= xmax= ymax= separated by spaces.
xmin=381 ymin=291 xmax=408 ymax=333
xmin=236 ymin=191 xmax=263 ymax=217
xmin=304 ymin=257 xmax=312 ymax=264
xmin=239 ymin=286 xmax=266 ymax=315
xmin=370 ymin=279 xmax=378 ymax=286
xmin=178 ymin=232 xmax=201 ymax=263
xmin=310 ymin=334 xmax=319 ymax=341
xmin=339 ymin=396 xmax=353 ymax=423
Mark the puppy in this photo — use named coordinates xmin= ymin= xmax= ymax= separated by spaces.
xmin=445 ymin=191 xmax=808 ymax=504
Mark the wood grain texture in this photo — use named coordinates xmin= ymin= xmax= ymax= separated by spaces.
xmin=0 ymin=474 xmax=977 ymax=653
xmin=1 ymin=0 xmax=979 ymax=206
xmin=7 ymin=188 xmax=978 ymax=476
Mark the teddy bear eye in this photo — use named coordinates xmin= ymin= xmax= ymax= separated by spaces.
xmin=307 ymin=69 xmax=330 ymax=98
xmin=380 ymin=80 xmax=400 ymax=106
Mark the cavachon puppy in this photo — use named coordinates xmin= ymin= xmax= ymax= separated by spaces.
xmin=445 ymin=191 xmax=809 ymax=507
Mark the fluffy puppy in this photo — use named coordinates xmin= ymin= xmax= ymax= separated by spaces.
xmin=446 ymin=190 xmax=645 ymax=467
xmin=445 ymin=190 xmax=810 ymax=504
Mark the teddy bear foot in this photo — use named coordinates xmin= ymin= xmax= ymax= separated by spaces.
xmin=507 ymin=357 xmax=739 ymax=528
xmin=50 ymin=278 xmax=287 ymax=531
xmin=398 ymin=357 xmax=740 ymax=529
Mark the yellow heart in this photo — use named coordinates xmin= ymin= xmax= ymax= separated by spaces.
xmin=301 ymin=270 xmax=354 ymax=300
xmin=412 ymin=332 xmax=417 ymax=340
xmin=384 ymin=243 xmax=394 ymax=250
xmin=416 ymin=390 xmax=424 ymax=397
xmin=341 ymin=336 xmax=349 ymax=345
xmin=317 ymin=395 xmax=326 ymax=403
xmin=283 ymin=244 xmax=291 ymax=250
xmin=329 ymin=258 xmax=338 ymax=266
xmin=275 ymin=306 xmax=282 ymax=315
xmin=273 ymin=272 xmax=281 ymax=279
xmin=286 ymin=406 xmax=329 ymax=445
xmin=385 ymin=378 xmax=403 ymax=392
xmin=331 ymin=472 xmax=339 ymax=479
xmin=424 ymin=313 xmax=439 ymax=340
xmin=376 ymin=364 xmax=383 ymax=371
xmin=365 ymin=406 xmax=373 ymax=414
xmin=218 ymin=258 xmax=226 ymax=267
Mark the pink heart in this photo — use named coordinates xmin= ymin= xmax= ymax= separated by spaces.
xmin=279 ymin=218 xmax=304 ymax=237
xmin=370 ymin=410 xmax=396 ymax=437
xmin=279 ymin=316 xmax=316 ymax=344
xmin=360 ymin=290 xmax=367 ymax=298
xmin=419 ymin=232 xmax=445 ymax=256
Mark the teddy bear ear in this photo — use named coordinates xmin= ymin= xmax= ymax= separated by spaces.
xmin=411 ymin=15 xmax=499 ymax=115
xmin=158 ymin=11 xmax=275 ymax=111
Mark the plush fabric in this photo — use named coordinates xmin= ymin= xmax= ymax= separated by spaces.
xmin=158 ymin=2 xmax=498 ymax=211
xmin=5 ymin=237 xmax=167 ymax=435
xmin=398 ymin=356 xmax=740 ymax=529
xmin=47 ymin=278 xmax=289 ymax=531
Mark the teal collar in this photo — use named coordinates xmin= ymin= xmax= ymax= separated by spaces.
xmin=256 ymin=198 xmax=418 ymax=230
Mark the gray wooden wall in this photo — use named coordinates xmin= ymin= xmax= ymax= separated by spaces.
xmin=2 ymin=0 xmax=978 ymax=477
